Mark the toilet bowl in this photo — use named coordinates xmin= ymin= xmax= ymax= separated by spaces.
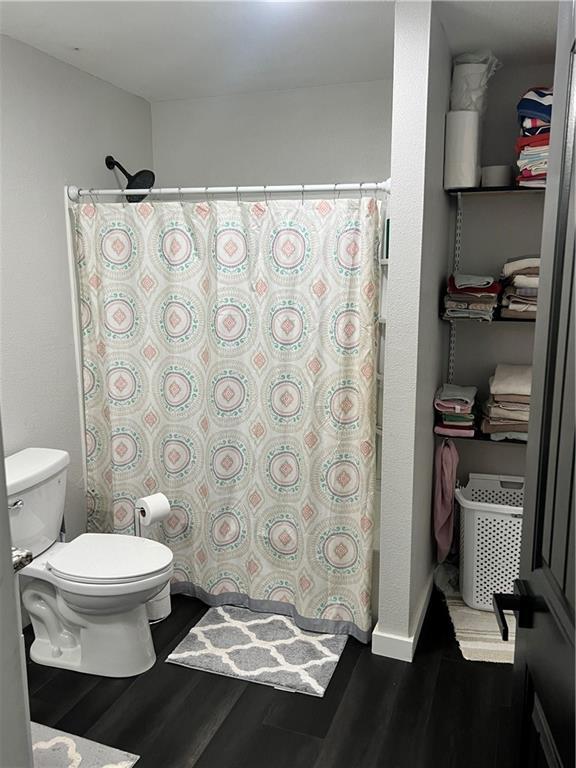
xmin=20 ymin=534 xmax=173 ymax=677
xmin=6 ymin=448 xmax=174 ymax=677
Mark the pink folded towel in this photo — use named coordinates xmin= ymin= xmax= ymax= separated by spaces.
xmin=434 ymin=425 xmax=475 ymax=437
xmin=434 ymin=401 xmax=474 ymax=415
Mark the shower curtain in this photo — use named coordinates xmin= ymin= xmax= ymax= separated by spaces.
xmin=72 ymin=196 xmax=382 ymax=642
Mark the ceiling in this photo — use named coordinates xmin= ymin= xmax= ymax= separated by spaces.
xmin=0 ymin=1 xmax=558 ymax=103
xmin=436 ymin=1 xmax=558 ymax=63
xmin=0 ymin=1 xmax=395 ymax=102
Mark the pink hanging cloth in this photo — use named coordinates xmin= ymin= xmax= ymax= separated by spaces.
xmin=433 ymin=439 xmax=459 ymax=562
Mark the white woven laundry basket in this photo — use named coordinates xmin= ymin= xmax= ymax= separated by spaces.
xmin=456 ymin=473 xmax=524 ymax=611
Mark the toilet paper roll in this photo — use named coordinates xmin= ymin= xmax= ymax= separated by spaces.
xmin=136 ymin=493 xmax=171 ymax=527
xmin=444 ymin=111 xmax=481 ymax=190
xmin=146 ymin=583 xmax=172 ymax=623
xmin=481 ymin=165 xmax=511 ymax=188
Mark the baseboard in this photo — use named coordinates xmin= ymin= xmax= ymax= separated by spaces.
xmin=371 ymin=574 xmax=433 ymax=662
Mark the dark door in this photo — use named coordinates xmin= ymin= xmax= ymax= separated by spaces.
xmin=493 ymin=6 xmax=575 ymax=767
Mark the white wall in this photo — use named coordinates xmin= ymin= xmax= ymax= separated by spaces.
xmin=151 ymin=80 xmax=392 ymax=185
xmin=373 ymin=1 xmax=451 ymax=660
xmin=0 ymin=36 xmax=153 ymax=538
xmin=409 ymin=7 xmax=452 ymax=629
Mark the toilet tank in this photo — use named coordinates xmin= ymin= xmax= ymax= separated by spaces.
xmin=5 ymin=448 xmax=70 ymax=556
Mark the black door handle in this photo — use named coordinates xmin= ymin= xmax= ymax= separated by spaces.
xmin=493 ymin=579 xmax=537 ymax=641
xmin=493 ymin=593 xmax=523 ymax=641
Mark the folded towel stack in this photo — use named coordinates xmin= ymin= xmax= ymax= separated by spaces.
xmin=499 ymin=256 xmax=540 ymax=320
xmin=516 ymin=87 xmax=553 ymax=188
xmin=442 ymin=274 xmax=501 ymax=322
xmin=482 ymin=364 xmax=532 ymax=441
xmin=434 ymin=383 xmax=478 ymax=438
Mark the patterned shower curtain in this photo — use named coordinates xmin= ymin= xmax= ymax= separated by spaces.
xmin=72 ymin=196 xmax=382 ymax=642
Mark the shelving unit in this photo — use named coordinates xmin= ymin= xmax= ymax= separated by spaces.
xmin=439 ymin=187 xmax=542 ymax=451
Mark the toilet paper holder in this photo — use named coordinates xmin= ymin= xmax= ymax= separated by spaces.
xmin=133 ymin=493 xmax=173 ymax=623
xmin=134 ymin=493 xmax=172 ymax=538
xmin=134 ymin=506 xmax=146 ymax=538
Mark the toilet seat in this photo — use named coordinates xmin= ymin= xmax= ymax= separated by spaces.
xmin=46 ymin=533 xmax=173 ymax=585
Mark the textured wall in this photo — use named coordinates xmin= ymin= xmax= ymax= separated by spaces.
xmin=410 ymin=7 xmax=452 ymax=634
xmin=0 ymin=36 xmax=153 ymax=538
xmin=376 ymin=1 xmax=451 ymax=650
xmin=151 ymin=80 xmax=392 ymax=186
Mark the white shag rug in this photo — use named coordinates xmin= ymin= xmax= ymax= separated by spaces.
xmin=446 ymin=596 xmax=516 ymax=664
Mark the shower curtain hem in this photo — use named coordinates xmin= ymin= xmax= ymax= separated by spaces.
xmin=170 ymin=582 xmax=371 ymax=644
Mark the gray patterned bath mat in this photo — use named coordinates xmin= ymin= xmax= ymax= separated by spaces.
xmin=31 ymin=722 xmax=139 ymax=767
xmin=167 ymin=605 xmax=347 ymax=696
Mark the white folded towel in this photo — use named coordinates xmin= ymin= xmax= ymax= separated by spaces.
xmin=454 ymin=274 xmax=495 ymax=289
xmin=504 ymin=302 xmax=537 ymax=313
xmin=490 ymin=364 xmax=533 ymax=397
xmin=486 ymin=398 xmax=530 ymax=413
xmin=487 ymin=404 xmax=530 ymax=423
xmin=502 ymin=257 xmax=540 ymax=277
xmin=512 ymin=275 xmax=539 ymax=288
xmin=490 ymin=432 xmax=528 ymax=442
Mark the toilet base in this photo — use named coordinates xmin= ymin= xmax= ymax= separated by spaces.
xmin=23 ymin=579 xmax=157 ymax=677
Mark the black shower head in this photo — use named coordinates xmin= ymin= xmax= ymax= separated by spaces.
xmin=105 ymin=155 xmax=155 ymax=203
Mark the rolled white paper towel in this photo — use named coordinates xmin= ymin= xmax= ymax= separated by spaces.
xmin=444 ymin=110 xmax=481 ymax=190
xmin=450 ymin=63 xmax=490 ymax=113
xmin=136 ymin=492 xmax=171 ymax=527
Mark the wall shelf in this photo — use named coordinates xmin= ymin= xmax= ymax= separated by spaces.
xmin=446 ymin=187 xmax=545 ymax=197
xmin=441 ymin=317 xmax=536 ymax=325
xmin=435 ymin=432 xmax=527 ymax=446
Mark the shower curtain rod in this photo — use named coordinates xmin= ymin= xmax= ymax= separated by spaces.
xmin=66 ymin=179 xmax=390 ymax=202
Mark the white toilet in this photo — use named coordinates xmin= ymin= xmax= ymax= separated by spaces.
xmin=6 ymin=447 xmax=174 ymax=678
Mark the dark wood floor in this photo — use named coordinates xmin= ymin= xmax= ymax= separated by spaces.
xmin=26 ymin=588 xmax=514 ymax=768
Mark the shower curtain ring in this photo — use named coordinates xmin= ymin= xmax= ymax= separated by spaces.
xmin=264 ymin=186 xmax=269 ymax=205
xmin=178 ymin=187 xmax=184 ymax=208
xmin=236 ymin=186 xmax=240 ymax=205
xmin=301 ymin=184 xmax=305 ymax=206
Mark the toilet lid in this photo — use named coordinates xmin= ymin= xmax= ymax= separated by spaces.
xmin=47 ymin=533 xmax=173 ymax=584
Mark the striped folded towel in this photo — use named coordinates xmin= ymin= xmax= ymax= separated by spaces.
xmin=517 ymin=86 xmax=553 ymax=123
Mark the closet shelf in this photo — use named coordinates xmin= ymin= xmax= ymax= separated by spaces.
xmin=441 ymin=317 xmax=536 ymax=325
xmin=434 ymin=432 xmax=527 ymax=446
xmin=446 ymin=187 xmax=545 ymax=197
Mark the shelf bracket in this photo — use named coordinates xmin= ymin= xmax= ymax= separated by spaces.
xmin=448 ymin=320 xmax=456 ymax=384
xmin=446 ymin=193 xmax=463 ymax=384
xmin=453 ymin=191 xmax=463 ymax=274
